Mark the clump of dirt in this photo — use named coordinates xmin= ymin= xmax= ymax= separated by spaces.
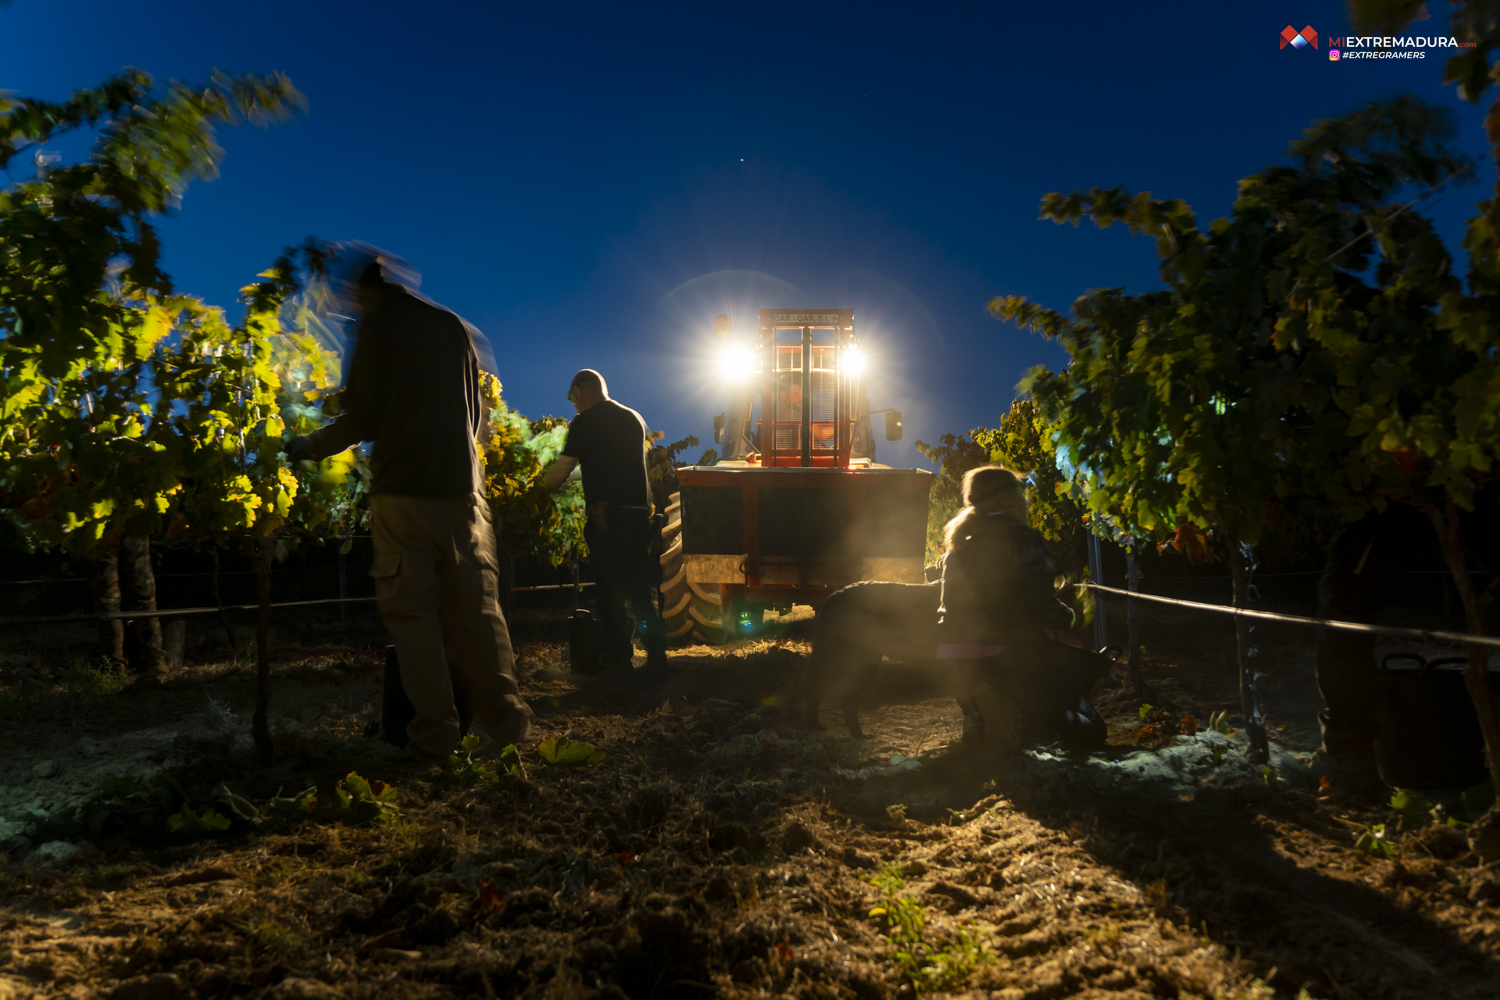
xmin=0 ymin=607 xmax=1497 ymax=999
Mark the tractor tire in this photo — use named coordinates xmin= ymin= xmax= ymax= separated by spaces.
xmin=687 ymin=578 xmax=725 ymax=644
xmin=658 ymin=493 xmax=695 ymax=642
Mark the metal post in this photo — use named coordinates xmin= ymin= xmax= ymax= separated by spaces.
xmin=800 ymin=326 xmax=812 ymax=467
xmin=765 ymin=324 xmax=778 ymax=466
xmin=1088 ymin=533 xmax=1108 ymax=652
xmin=1230 ymin=540 xmax=1270 ymax=763
xmin=1125 ymin=542 xmax=1145 ymax=696
xmin=836 ymin=334 xmax=846 ymax=467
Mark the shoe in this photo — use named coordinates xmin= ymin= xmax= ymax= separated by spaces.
xmin=131 ymin=668 xmax=169 ymax=690
xmin=486 ymin=709 xmax=533 ymax=747
xmin=373 ymin=742 xmax=449 ymax=766
xmin=374 ymin=743 xmax=423 ymax=764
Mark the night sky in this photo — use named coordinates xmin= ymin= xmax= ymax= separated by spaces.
xmin=5 ymin=1 xmax=1492 ymax=469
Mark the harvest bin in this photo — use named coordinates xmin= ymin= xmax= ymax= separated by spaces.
xmin=1375 ymin=653 xmax=1500 ymax=790
xmin=675 ymin=465 xmax=934 ymax=629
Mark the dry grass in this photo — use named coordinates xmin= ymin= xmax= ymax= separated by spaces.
xmin=0 ymin=608 xmax=1496 ymax=998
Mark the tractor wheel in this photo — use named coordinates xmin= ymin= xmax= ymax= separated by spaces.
xmin=687 ymin=579 xmax=725 ymax=644
xmin=658 ymin=493 xmax=695 ymax=643
xmin=691 ymin=593 xmax=770 ymax=643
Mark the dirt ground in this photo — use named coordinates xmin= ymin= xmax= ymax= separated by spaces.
xmin=0 ymin=600 xmax=1497 ymax=1000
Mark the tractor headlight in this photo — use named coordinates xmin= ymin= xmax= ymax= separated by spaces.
xmin=718 ymin=346 xmax=756 ymax=380
xmin=840 ymin=345 xmax=866 ymax=376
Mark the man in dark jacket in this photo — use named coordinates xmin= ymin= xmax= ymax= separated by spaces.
xmin=286 ymin=251 xmax=532 ymax=759
xmin=542 ymin=369 xmax=668 ymax=674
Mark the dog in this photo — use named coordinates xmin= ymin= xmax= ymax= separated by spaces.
xmin=804 ymin=580 xmax=1108 ymax=746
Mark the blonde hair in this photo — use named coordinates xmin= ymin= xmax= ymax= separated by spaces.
xmin=942 ymin=465 xmax=1028 ymax=550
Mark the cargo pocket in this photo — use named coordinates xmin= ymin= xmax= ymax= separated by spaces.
xmin=370 ymin=547 xmax=401 ymax=580
xmin=470 ymin=497 xmax=500 ymax=575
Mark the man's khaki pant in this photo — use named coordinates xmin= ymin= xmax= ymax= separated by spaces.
xmin=92 ymin=534 xmax=165 ymax=673
xmin=370 ymin=493 xmax=531 ymax=757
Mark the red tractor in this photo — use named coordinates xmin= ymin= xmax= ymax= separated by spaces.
xmin=659 ymin=309 xmax=934 ymax=641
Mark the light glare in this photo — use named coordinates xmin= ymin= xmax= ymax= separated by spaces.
xmin=841 ymin=345 xmax=866 ymax=375
xmin=719 ymin=346 xmax=755 ymax=379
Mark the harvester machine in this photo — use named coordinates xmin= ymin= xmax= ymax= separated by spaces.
xmin=659 ymin=309 xmax=934 ymax=642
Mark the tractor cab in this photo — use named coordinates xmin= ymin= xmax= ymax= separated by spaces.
xmin=715 ymin=309 xmax=901 ymax=468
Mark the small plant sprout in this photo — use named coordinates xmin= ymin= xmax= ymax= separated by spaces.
xmin=1084 ymin=922 xmax=1122 ymax=953
xmin=1209 ymin=710 xmax=1235 ymax=738
xmin=921 ymin=923 xmax=994 ymax=990
xmin=886 ymin=803 xmax=909 ymax=826
xmin=498 ymin=743 xmax=525 ymax=778
xmin=865 ymin=863 xmax=925 ymax=965
xmin=862 ymin=862 xmax=995 ymax=990
xmin=1355 ymin=823 xmax=1396 ymax=858
xmin=1336 ymin=816 xmax=1397 ymax=858
xmin=448 ymin=734 xmax=499 ymax=785
xmin=247 ymin=920 xmax=300 ymax=962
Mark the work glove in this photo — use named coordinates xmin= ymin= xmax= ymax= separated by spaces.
xmin=284 ymin=435 xmax=313 ymax=463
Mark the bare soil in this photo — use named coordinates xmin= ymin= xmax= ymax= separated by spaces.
xmin=0 ymin=602 xmax=1497 ymax=1000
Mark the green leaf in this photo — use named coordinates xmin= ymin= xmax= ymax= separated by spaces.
xmin=498 ymin=742 xmax=525 ymax=778
xmin=537 ymin=737 xmax=605 ymax=766
xmin=167 ymin=803 xmax=232 ymax=837
xmin=1354 ymin=822 xmax=1396 ymax=858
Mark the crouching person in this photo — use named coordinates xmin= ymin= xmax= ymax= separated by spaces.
xmin=286 ymin=248 xmax=533 ymax=761
xmin=939 ymin=466 xmax=1106 ymax=747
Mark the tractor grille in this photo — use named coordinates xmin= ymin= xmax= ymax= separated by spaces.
xmin=773 ymin=367 xmax=800 ymax=451
xmin=773 ymin=347 xmax=801 ymax=451
xmin=811 ymin=346 xmax=837 ymax=449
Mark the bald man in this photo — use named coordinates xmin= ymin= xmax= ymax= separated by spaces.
xmin=543 ymin=369 xmax=668 ymax=674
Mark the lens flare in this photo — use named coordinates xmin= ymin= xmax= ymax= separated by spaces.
xmin=841 ymin=345 xmax=866 ymax=375
xmin=718 ymin=346 xmax=756 ymax=379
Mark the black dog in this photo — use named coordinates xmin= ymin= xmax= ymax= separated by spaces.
xmin=805 ymin=580 xmax=1108 ymax=746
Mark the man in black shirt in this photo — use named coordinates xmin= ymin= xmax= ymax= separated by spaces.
xmin=286 ymin=251 xmax=532 ymax=759
xmin=543 ymin=369 xmax=668 ymax=673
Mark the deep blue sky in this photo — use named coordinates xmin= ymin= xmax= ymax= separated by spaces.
xmin=5 ymin=1 xmax=1492 ymax=468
